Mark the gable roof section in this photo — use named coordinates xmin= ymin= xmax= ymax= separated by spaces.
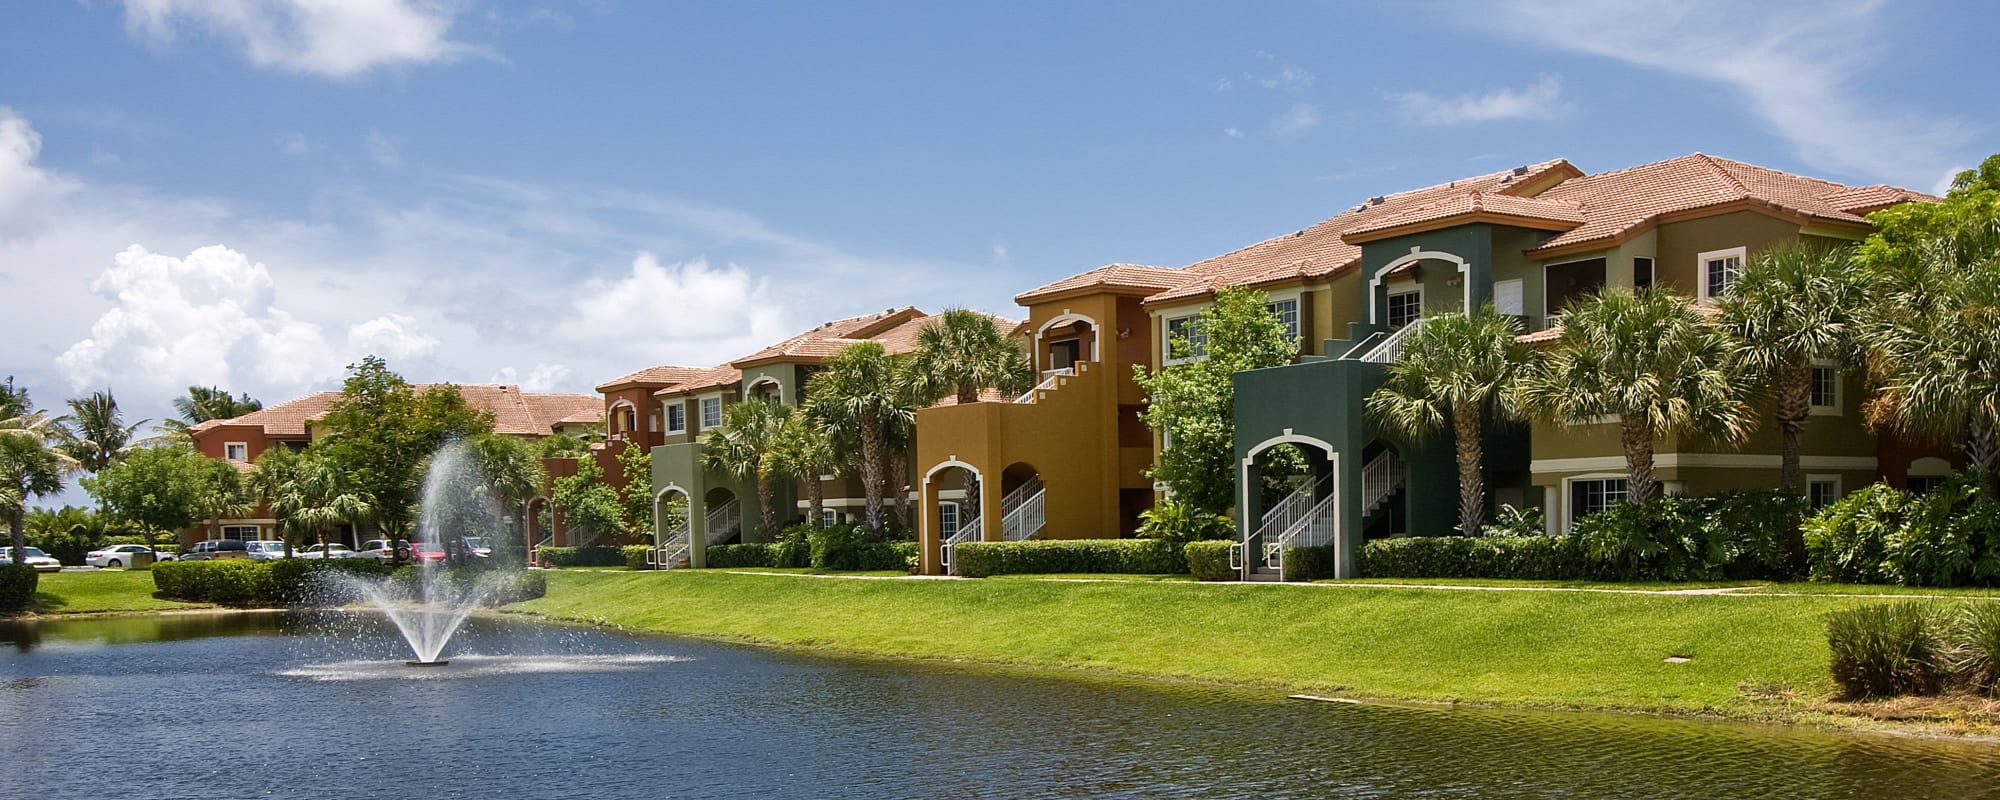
xmin=1015 ymin=263 xmax=1186 ymax=305
xmin=1343 ymin=190 xmax=1587 ymax=243
xmin=595 ymin=365 xmax=710 ymax=393
xmin=192 ymin=385 xmax=602 ymax=438
xmin=728 ymin=307 xmax=927 ymax=367
xmin=652 ymin=365 xmax=743 ymax=398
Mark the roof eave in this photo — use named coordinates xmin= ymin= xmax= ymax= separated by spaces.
xmin=1342 ymin=212 xmax=1583 ymax=245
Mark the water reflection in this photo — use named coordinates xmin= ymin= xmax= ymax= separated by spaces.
xmin=1 ymin=612 xmax=1996 ymax=799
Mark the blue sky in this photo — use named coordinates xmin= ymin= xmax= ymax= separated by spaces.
xmin=1 ymin=0 xmax=1995 ymax=433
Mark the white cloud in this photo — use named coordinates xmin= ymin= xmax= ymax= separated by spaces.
xmin=1933 ymin=166 xmax=1968 ymax=198
xmin=365 ymin=130 xmax=401 ymax=166
xmin=490 ymin=363 xmax=573 ymax=392
xmin=1223 ymin=127 xmax=1244 ymax=139
xmin=1270 ymin=103 xmax=1320 ymax=137
xmin=1466 ymin=0 xmax=1971 ymax=185
xmin=120 ymin=0 xmax=483 ymax=79
xmin=278 ymin=131 xmax=311 ymax=154
xmin=0 ymin=107 xmax=70 ymax=240
xmin=555 ymin=254 xmax=789 ymax=366
xmin=1392 ymin=74 xmax=1567 ymax=126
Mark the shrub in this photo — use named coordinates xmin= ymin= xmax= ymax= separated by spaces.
xmin=263 ymin=558 xmax=393 ymax=604
xmin=536 ymin=545 xmax=626 ymax=568
xmin=154 ymin=560 xmax=541 ymax=606
xmin=1573 ymin=492 xmax=1802 ymax=582
xmin=808 ymin=524 xmax=871 ymax=570
xmin=0 ymin=564 xmax=37 ymax=613
xmin=1826 ymin=601 xmax=1950 ymax=698
xmin=1950 ymin=603 xmax=2000 ymax=695
xmin=1281 ymin=545 xmax=1340 ymax=581
xmin=1806 ymin=484 xmax=1906 ymax=584
xmin=1358 ymin=535 xmax=1596 ymax=581
xmin=622 ymin=545 xmax=652 ymax=570
xmin=1481 ymin=504 xmax=1545 ymax=538
xmin=706 ymin=543 xmax=778 ymax=568
xmin=952 ymin=538 xmax=1183 ymax=578
xmin=1137 ymin=499 xmax=1232 ymax=545
xmin=1184 ymin=540 xmax=1236 ymax=581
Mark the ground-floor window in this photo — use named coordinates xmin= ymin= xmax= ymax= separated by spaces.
xmin=220 ymin=525 xmax=259 ymax=540
xmin=939 ymin=503 xmax=959 ymax=537
xmin=821 ymin=509 xmax=838 ymax=527
xmin=1807 ymin=476 xmax=1841 ymax=509
xmin=1569 ymin=478 xmax=1628 ymax=524
xmin=1908 ymin=475 xmax=1949 ymax=495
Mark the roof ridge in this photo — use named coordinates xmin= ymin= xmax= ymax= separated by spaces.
xmin=1691 ymin=152 xmax=1753 ymax=199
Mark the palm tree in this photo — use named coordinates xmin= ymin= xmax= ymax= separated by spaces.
xmin=1365 ymin=305 xmax=1531 ymax=536
xmin=1716 ymin=242 xmax=1865 ymax=491
xmin=805 ymin=342 xmax=903 ymax=532
xmin=1515 ymin=287 xmax=1756 ymax=506
xmin=700 ymin=398 xmax=791 ymax=537
xmin=467 ymin=433 xmax=547 ymax=558
xmin=194 ymin=459 xmax=255 ymax=546
xmin=64 ymin=390 xmax=148 ymax=473
xmin=909 ymin=308 xmax=1035 ymax=404
xmin=2 ymin=410 xmax=78 ymax=562
xmin=249 ymin=447 xmax=305 ymax=553
xmin=1861 ymin=233 xmax=2000 ymax=491
xmin=159 ymin=386 xmax=263 ymax=440
xmin=0 ymin=377 xmax=29 ymax=420
xmin=768 ymin=414 xmax=839 ymax=527
xmin=271 ymin=455 xmax=373 ymax=556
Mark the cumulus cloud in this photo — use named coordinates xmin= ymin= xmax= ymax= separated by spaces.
xmin=55 ymin=244 xmax=441 ymax=398
xmin=1392 ymin=74 xmax=1567 ymax=126
xmin=120 ymin=0 xmax=482 ymax=78
xmin=0 ymin=107 xmax=69 ymax=240
xmin=1270 ymin=102 xmax=1320 ymax=137
xmin=490 ymin=363 xmax=574 ymax=392
xmin=278 ymin=131 xmax=311 ymax=154
xmin=556 ymin=253 xmax=789 ymax=365
xmin=1462 ymin=0 xmax=1970 ymax=185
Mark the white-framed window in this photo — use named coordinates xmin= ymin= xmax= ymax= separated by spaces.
xmin=1385 ymin=285 xmax=1423 ymax=329
xmin=666 ymin=403 xmax=686 ymax=433
xmin=224 ymin=442 xmax=248 ymax=461
xmin=939 ymin=502 xmax=960 ymax=538
xmin=1567 ymin=477 xmax=1628 ymax=527
xmin=821 ymin=509 xmax=838 ymax=527
xmin=1809 ymin=362 xmax=1841 ymax=415
xmin=221 ymin=525 xmax=259 ymax=541
xmin=1697 ymin=246 xmax=1746 ymax=302
xmin=699 ymin=396 xmax=722 ymax=429
xmin=1265 ymin=298 xmax=1300 ymax=341
xmin=1163 ymin=314 xmax=1208 ymax=363
xmin=1807 ymin=475 xmax=1842 ymax=509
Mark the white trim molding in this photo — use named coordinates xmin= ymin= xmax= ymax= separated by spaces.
xmin=1238 ymin=430 xmax=1347 ymax=578
xmin=1369 ymin=247 xmax=1471 ymax=324
xmin=1034 ymin=312 xmax=1100 ymax=371
xmin=1531 ymin=453 xmax=1879 ymax=474
xmin=223 ymin=441 xmax=249 ymax=461
xmin=1560 ymin=472 xmax=1630 ymax=532
xmin=743 ymin=375 xmax=784 ymax=403
xmin=1808 ymin=360 xmax=1842 ymax=417
xmin=1696 ymin=245 xmax=1747 ymax=303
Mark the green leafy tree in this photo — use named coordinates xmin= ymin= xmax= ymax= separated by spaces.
xmin=272 ymin=454 xmax=374 ymax=556
xmin=535 ymin=431 xmax=593 ymax=458
xmin=701 ymin=398 xmax=792 ymax=537
xmin=1716 ymin=242 xmax=1865 ymax=491
xmin=1515 ymin=288 xmax=1755 ymax=506
xmin=1857 ymin=155 xmax=2000 ymax=493
xmin=1133 ymin=286 xmax=1297 ymax=513
xmin=613 ymin=439 xmax=654 ymax=539
xmin=806 ymin=342 xmax=905 ymax=531
xmin=313 ymin=356 xmax=494 ymax=544
xmin=63 ymin=390 xmax=148 ymax=473
xmin=82 ymin=443 xmax=213 ymax=547
xmin=768 ymin=412 xmax=839 ymax=527
xmin=552 ymin=456 xmax=623 ymax=546
xmin=3 ymin=408 xmax=77 ymax=561
xmin=466 ymin=433 xmax=547 ymax=555
xmin=909 ymin=308 xmax=1034 ymax=404
xmin=1366 ymin=305 xmax=1532 ymax=536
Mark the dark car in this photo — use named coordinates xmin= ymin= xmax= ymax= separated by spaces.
xmin=181 ymin=539 xmax=250 ymax=561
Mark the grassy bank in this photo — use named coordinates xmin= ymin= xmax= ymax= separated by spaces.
xmin=28 ymin=570 xmax=208 ymax=615
xmin=508 ymin=570 xmax=1907 ymax=723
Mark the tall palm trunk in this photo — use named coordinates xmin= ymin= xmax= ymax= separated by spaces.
xmin=963 ymin=473 xmax=982 ymax=537
xmin=803 ymin=471 xmax=824 ymax=527
xmin=1774 ymin=359 xmax=1811 ymax=491
xmin=1620 ymin=414 xmax=1658 ymax=505
xmin=1451 ymin=406 xmax=1485 ymax=536
xmin=888 ymin=447 xmax=911 ymax=532
xmin=1972 ymin=414 xmax=2000 ymax=496
xmin=956 ymin=382 xmax=978 ymax=405
xmin=858 ymin=414 xmax=885 ymax=531
xmin=8 ymin=511 xmax=25 ymax=563
xmin=754 ymin=466 xmax=778 ymax=539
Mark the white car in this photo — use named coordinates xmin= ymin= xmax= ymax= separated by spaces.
xmin=0 ymin=546 xmax=64 ymax=572
xmin=297 ymin=543 xmax=356 ymax=559
xmin=244 ymin=540 xmax=289 ymax=560
xmin=355 ymin=539 xmax=410 ymax=562
xmin=84 ymin=544 xmax=162 ymax=569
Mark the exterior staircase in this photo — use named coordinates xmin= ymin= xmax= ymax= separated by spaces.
xmin=1233 ymin=473 xmax=1335 ymax=581
xmin=647 ymin=518 xmax=693 ymax=570
xmin=1361 ymin=450 xmax=1405 ymax=517
xmin=704 ymin=498 xmax=743 ymax=546
xmin=999 ymin=477 xmax=1047 ymax=540
xmin=939 ymin=513 xmax=984 ymax=576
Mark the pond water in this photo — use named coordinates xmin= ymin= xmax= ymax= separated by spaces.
xmin=2 ymin=612 xmax=1998 ymax=799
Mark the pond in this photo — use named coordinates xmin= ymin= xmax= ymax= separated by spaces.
xmin=3 ymin=612 xmax=1998 ymax=799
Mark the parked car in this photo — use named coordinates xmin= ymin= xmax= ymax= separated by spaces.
xmin=408 ymin=542 xmax=448 ymax=564
xmin=84 ymin=544 xmax=162 ymax=569
xmin=0 ymin=546 xmax=64 ymax=572
xmin=297 ymin=543 xmax=356 ymax=559
xmin=244 ymin=540 xmax=289 ymax=560
xmin=181 ymin=539 xmax=250 ymax=561
xmin=459 ymin=537 xmax=493 ymax=558
xmin=355 ymin=539 xmax=411 ymax=562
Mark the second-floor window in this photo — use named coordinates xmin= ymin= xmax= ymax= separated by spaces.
xmin=666 ymin=403 xmax=686 ymax=433
xmin=1164 ymin=315 xmax=1208 ymax=362
xmin=224 ymin=442 xmax=248 ymax=461
xmin=1265 ymin=298 xmax=1300 ymax=341
xmin=1386 ymin=288 xmax=1423 ymax=329
xmin=700 ymin=397 xmax=722 ymax=429
xmin=1810 ymin=365 xmax=1840 ymax=412
xmin=623 ymin=408 xmax=637 ymax=433
xmin=1699 ymin=247 xmax=1745 ymax=301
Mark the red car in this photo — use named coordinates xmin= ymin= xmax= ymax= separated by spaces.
xmin=408 ymin=542 xmax=449 ymax=564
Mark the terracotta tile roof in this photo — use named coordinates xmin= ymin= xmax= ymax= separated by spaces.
xmin=1523 ymin=153 xmax=1914 ymax=254
xmin=729 ymin=307 xmax=927 ymax=366
xmin=1344 ymin=190 xmax=1585 ymax=240
xmin=1142 ymin=159 xmax=1582 ymax=304
xmin=595 ymin=365 xmax=710 ymax=393
xmin=1014 ymin=263 xmax=1186 ymax=304
xmin=192 ymin=385 xmax=602 ymax=438
xmin=652 ymin=365 xmax=742 ymax=398
xmin=1821 ymin=184 xmax=1938 ymax=215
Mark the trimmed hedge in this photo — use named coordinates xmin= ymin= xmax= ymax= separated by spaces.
xmin=536 ymin=545 xmax=627 ymax=568
xmin=0 ymin=564 xmax=37 ymax=613
xmin=622 ymin=545 xmax=652 ymax=570
xmin=1359 ymin=535 xmax=1597 ymax=581
xmin=808 ymin=525 xmax=916 ymax=571
xmin=953 ymin=538 xmax=1184 ymax=578
xmin=1184 ymin=540 xmax=1236 ymax=581
xmin=706 ymin=543 xmax=793 ymax=569
xmin=153 ymin=560 xmax=544 ymax=607
xmin=1281 ymin=545 xmax=1341 ymax=581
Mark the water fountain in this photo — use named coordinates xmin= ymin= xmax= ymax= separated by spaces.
xmin=334 ymin=439 xmax=498 ymax=667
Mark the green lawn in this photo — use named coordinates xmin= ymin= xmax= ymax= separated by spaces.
xmin=1734 ymin=583 xmax=2000 ymax=598
xmin=1317 ymin=577 xmax=1765 ymax=591
xmin=507 ymin=570 xmax=1887 ymax=719
xmin=29 ymin=569 xmax=207 ymax=615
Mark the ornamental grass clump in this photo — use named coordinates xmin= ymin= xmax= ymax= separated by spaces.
xmin=1949 ymin=603 xmax=2000 ymax=695
xmin=1826 ymin=602 xmax=1950 ymax=699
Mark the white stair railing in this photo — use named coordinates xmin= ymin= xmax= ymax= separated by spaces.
xmin=1269 ymin=489 xmax=1341 ymax=579
xmin=939 ymin=514 xmax=984 ymax=576
xmin=1002 ymin=486 xmax=1046 ymax=540
xmin=704 ymin=499 xmax=742 ymax=545
xmin=646 ymin=519 xmax=692 ymax=570
xmin=528 ymin=534 xmax=554 ymax=568
xmin=1361 ymin=450 xmax=1405 ymax=515
xmin=1013 ymin=368 xmax=1074 ymax=404
xmin=1359 ymin=318 xmax=1426 ymax=364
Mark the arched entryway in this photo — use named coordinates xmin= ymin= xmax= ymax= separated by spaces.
xmin=997 ymin=462 xmax=1048 ymax=541
xmin=1036 ymin=314 xmax=1098 ymax=374
xmin=702 ymin=486 xmax=743 ymax=545
xmin=1238 ymin=433 xmax=1342 ymax=580
xmin=524 ymin=495 xmax=554 ymax=566
xmin=922 ymin=460 xmax=985 ymax=575
xmin=649 ymin=486 xmax=693 ymax=569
